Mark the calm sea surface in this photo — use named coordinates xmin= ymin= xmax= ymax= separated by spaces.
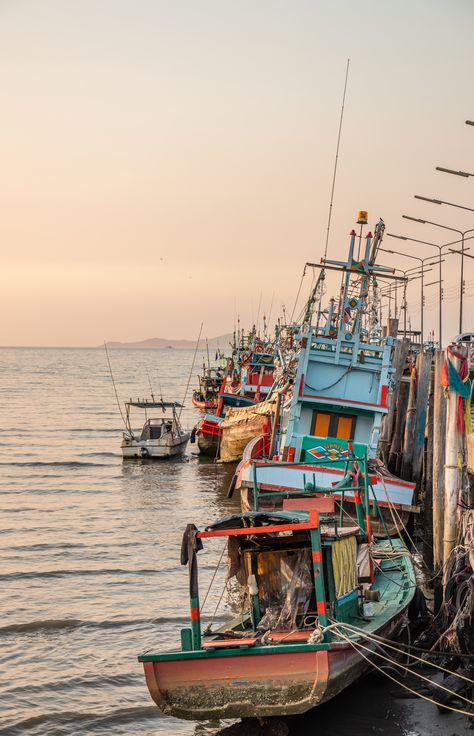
xmin=0 ymin=348 xmax=468 ymax=736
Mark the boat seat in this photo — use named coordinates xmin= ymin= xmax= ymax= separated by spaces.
xmin=203 ymin=636 xmax=258 ymax=650
xmin=283 ymin=497 xmax=335 ymax=513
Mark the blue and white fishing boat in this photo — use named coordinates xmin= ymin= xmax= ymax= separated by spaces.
xmin=236 ymin=215 xmax=417 ymax=528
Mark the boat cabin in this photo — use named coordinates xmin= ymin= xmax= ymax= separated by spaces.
xmin=139 ymin=418 xmax=174 ymax=441
xmin=179 ymin=499 xmax=370 ymax=653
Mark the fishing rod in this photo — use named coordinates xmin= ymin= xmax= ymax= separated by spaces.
xmin=145 ymin=368 xmax=156 ymax=403
xmin=103 ymin=341 xmax=127 ymax=429
xmin=178 ymin=322 xmax=203 ymax=420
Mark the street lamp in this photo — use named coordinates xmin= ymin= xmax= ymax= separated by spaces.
xmin=387 ymin=233 xmax=451 ymax=345
xmin=414 ymin=195 xmax=474 ymax=213
xmin=402 ymin=215 xmax=474 ymax=333
xmin=380 ymin=247 xmax=443 ymax=344
xmin=436 ymin=166 xmax=474 ymax=178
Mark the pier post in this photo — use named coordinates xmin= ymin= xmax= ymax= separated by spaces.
xmin=388 ymin=378 xmax=410 ymax=476
xmin=443 ymin=345 xmax=467 ymax=577
xmin=423 ymin=366 xmax=434 ymax=571
xmin=432 ymin=351 xmax=446 ymax=575
xmin=401 ymin=358 xmax=417 ymax=480
xmin=412 ymin=351 xmax=432 ymax=488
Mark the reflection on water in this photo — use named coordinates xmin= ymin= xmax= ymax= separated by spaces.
xmin=0 ymin=348 xmax=468 ymax=736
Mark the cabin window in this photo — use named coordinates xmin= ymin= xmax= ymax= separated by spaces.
xmin=311 ymin=411 xmax=356 ymax=440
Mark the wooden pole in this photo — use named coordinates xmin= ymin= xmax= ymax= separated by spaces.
xmin=268 ymin=392 xmax=281 ymax=459
xmin=443 ymin=346 xmax=464 ymax=578
xmin=401 ymin=357 xmax=418 ymax=481
xmin=412 ymin=351 xmax=432 ymax=487
xmin=380 ymin=338 xmax=409 ymax=462
xmin=433 ymin=350 xmax=446 ymax=575
xmin=388 ymin=378 xmax=410 ymax=476
xmin=423 ymin=366 xmax=434 ymax=571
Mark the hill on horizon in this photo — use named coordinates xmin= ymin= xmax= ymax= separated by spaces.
xmin=104 ymin=333 xmax=234 ymax=350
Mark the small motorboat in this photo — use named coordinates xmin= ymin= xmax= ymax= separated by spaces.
xmin=121 ymin=400 xmax=190 ymax=459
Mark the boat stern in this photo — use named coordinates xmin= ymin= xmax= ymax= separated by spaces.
xmin=140 ymin=646 xmax=330 ymax=720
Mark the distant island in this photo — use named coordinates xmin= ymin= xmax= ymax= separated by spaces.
xmin=104 ymin=333 xmax=233 ymax=350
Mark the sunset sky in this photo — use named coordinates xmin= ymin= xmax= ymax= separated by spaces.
xmin=1 ymin=0 xmax=473 ymax=346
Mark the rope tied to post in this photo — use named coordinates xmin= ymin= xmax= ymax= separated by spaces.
xmin=441 ymin=346 xmax=472 ymax=433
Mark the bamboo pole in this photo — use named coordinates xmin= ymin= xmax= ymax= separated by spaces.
xmin=432 ymin=350 xmax=446 ymax=574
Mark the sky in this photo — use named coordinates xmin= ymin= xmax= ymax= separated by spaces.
xmin=1 ymin=0 xmax=473 ymax=346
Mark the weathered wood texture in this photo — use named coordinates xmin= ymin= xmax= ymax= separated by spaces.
xmin=443 ymin=346 xmax=467 ymax=576
xmin=380 ymin=338 xmax=410 ymax=462
xmin=412 ymin=351 xmax=432 ymax=487
xmin=388 ymin=379 xmax=410 ymax=477
xmin=400 ymin=359 xmax=418 ymax=481
xmin=423 ymin=370 xmax=434 ymax=571
xmin=432 ymin=350 xmax=446 ymax=574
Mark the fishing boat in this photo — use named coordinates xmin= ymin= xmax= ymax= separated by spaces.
xmin=121 ymin=399 xmax=190 ymax=459
xmin=192 ymin=366 xmax=224 ymax=411
xmin=193 ymin=339 xmax=278 ymax=458
xmin=193 ymin=393 xmax=257 ymax=457
xmin=138 ymin=458 xmax=416 ymax=720
xmin=235 ymin=217 xmax=417 ymax=530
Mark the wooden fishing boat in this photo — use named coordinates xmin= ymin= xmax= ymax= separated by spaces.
xmin=121 ymin=400 xmax=190 ymax=459
xmin=218 ymin=396 xmax=276 ymax=463
xmin=234 ymin=217 xmax=417 ymax=532
xmin=192 ymin=338 xmax=278 ymax=459
xmin=138 ymin=467 xmax=416 ymax=720
xmin=193 ymin=394 xmax=257 ymax=457
xmin=191 ymin=367 xmax=223 ymax=411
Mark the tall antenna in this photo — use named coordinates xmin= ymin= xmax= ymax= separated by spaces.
xmin=104 ymin=341 xmax=127 ymax=427
xmin=179 ymin=322 xmax=203 ymax=420
xmin=323 ymin=58 xmax=350 ymax=260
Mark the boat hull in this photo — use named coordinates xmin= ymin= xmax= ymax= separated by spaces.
xmin=121 ymin=434 xmax=190 ymax=459
xmin=140 ymin=611 xmax=407 ymax=720
xmin=196 ymin=415 xmax=222 ymax=457
xmin=192 ymin=395 xmax=218 ymax=411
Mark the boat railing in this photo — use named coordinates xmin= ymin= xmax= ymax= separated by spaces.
xmin=251 ymin=453 xmax=391 ymax=539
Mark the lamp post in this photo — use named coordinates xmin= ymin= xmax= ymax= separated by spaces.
xmin=402 ymin=216 xmax=474 ymax=334
xmin=414 ymin=195 xmax=474 ymax=213
xmin=436 ymin=166 xmax=474 ymax=178
xmin=380 ymin=248 xmax=444 ymax=344
xmin=387 ymin=233 xmax=452 ymax=346
xmin=379 ymin=266 xmax=431 ymax=340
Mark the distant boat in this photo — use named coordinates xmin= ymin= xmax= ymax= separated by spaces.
xmin=165 ymin=345 xmax=174 ymax=349
xmin=121 ymin=399 xmax=189 ymax=459
xmin=191 ymin=367 xmax=223 ymax=411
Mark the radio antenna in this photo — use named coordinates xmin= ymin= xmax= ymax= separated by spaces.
xmin=323 ymin=58 xmax=350 ymax=260
xmin=104 ymin=341 xmax=127 ymax=427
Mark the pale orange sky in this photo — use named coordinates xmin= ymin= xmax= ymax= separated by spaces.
xmin=1 ymin=0 xmax=473 ymax=346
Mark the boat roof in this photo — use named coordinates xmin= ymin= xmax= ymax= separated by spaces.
xmin=205 ymin=510 xmax=311 ymax=531
xmin=125 ymin=400 xmax=182 ymax=409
